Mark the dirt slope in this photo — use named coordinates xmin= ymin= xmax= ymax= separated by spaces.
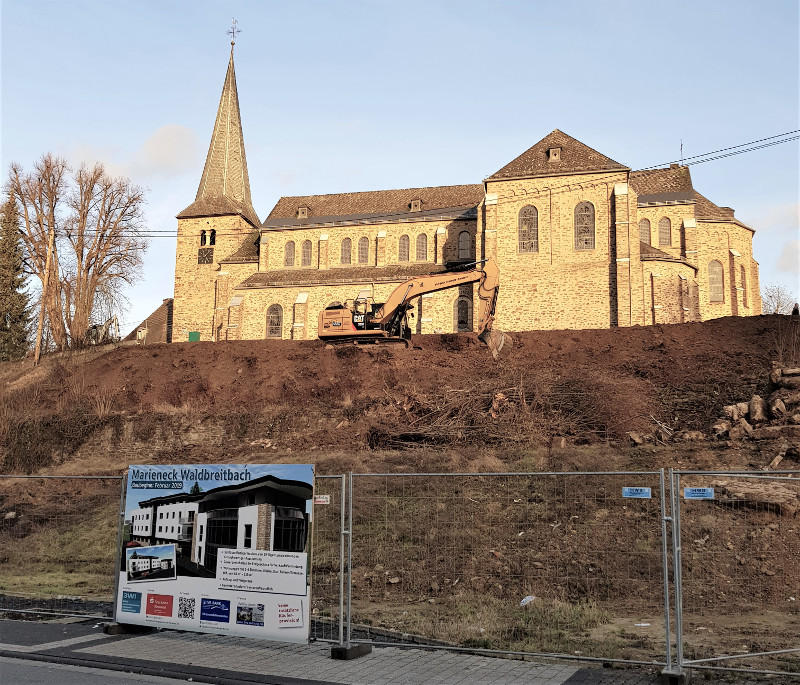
xmin=1 ymin=315 xmax=793 ymax=468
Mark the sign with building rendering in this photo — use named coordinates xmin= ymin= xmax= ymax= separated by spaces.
xmin=115 ymin=464 xmax=314 ymax=643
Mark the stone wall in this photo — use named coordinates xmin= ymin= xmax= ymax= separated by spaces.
xmin=174 ymin=215 xmax=256 ymax=341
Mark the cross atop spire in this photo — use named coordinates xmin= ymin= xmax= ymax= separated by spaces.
xmin=177 ymin=44 xmax=260 ymax=228
xmin=227 ymin=18 xmax=241 ymax=46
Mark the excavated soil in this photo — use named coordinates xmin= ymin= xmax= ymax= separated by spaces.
xmin=1 ymin=314 xmax=799 ymax=673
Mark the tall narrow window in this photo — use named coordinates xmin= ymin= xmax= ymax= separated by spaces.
xmin=740 ymin=265 xmax=748 ymax=307
xmin=209 ymin=230 xmax=216 ymax=246
xmin=709 ymin=261 xmax=724 ymax=302
xmin=658 ymin=217 xmax=671 ymax=246
xmin=639 ymin=218 xmax=651 ymax=245
xmin=284 ymin=241 xmax=295 ymax=267
xmin=301 ymin=240 xmax=312 ymax=267
xmin=267 ymin=304 xmax=283 ymax=338
xmin=398 ymin=235 xmax=410 ymax=262
xmin=341 ymin=238 xmax=351 ymax=265
xmin=454 ymin=297 xmax=472 ymax=331
xmin=458 ymin=231 xmax=471 ymax=260
xmin=574 ymin=202 xmax=595 ymax=250
xmin=518 ymin=206 xmax=539 ymax=253
xmin=200 ymin=230 xmax=207 ymax=246
xmin=358 ymin=237 xmax=369 ymax=264
xmin=416 ymin=233 xmax=428 ymax=261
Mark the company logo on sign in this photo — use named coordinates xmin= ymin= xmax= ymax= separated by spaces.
xmin=146 ymin=594 xmax=174 ymax=617
xmin=121 ymin=591 xmax=142 ymax=613
xmin=200 ymin=598 xmax=231 ymax=623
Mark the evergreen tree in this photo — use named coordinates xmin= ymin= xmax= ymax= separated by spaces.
xmin=0 ymin=195 xmax=31 ymax=361
xmin=189 ymin=481 xmax=202 ymax=495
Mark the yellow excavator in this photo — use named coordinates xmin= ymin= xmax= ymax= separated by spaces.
xmin=318 ymin=258 xmax=506 ymax=357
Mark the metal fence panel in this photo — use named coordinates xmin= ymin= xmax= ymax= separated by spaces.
xmin=310 ymin=474 xmax=346 ymax=644
xmin=0 ymin=475 xmax=123 ymax=619
xmin=348 ymin=471 xmax=668 ymax=665
xmin=673 ymin=470 xmax=800 ymax=677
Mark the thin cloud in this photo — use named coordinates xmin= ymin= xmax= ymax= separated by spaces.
xmin=66 ymin=125 xmax=200 ymax=183
xmin=752 ymin=202 xmax=799 ymax=233
xmin=777 ymin=240 xmax=800 ymax=274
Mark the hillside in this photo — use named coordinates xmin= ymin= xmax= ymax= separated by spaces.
xmin=1 ymin=314 xmax=797 ymax=476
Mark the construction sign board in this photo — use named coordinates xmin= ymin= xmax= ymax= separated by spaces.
xmin=115 ymin=464 xmax=314 ymax=643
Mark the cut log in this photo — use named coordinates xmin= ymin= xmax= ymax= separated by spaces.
xmin=713 ymin=479 xmax=800 ymax=516
xmin=749 ymin=395 xmax=768 ymax=423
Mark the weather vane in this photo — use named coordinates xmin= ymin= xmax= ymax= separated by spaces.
xmin=227 ymin=18 xmax=241 ymax=45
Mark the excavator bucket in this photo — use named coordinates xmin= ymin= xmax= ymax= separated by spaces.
xmin=478 ymin=328 xmax=507 ymax=360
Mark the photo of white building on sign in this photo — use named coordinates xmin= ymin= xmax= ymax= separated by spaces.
xmin=124 ymin=471 xmax=312 ymax=578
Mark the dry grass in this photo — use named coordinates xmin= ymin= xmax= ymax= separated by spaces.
xmin=350 ymin=595 xmax=621 ymax=656
xmin=0 ymin=500 xmax=118 ymax=599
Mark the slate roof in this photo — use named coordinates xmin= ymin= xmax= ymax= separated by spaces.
xmin=692 ymin=191 xmax=737 ymax=221
xmin=266 ymin=184 xmax=484 ymax=222
xmin=629 ymin=166 xmax=694 ymax=198
xmin=487 ymin=130 xmax=628 ymax=181
xmin=639 ymin=242 xmax=675 ymax=259
xmin=220 ymin=230 xmax=260 ymax=263
xmin=178 ymin=47 xmax=260 ymax=228
xmin=123 ymin=299 xmax=173 ymax=343
xmin=237 ymin=263 xmax=450 ymax=289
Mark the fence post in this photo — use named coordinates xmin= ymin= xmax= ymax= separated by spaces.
xmin=659 ymin=468 xmax=673 ymax=671
xmin=338 ymin=473 xmax=346 ymax=647
xmin=661 ymin=467 xmax=691 ymax=684
xmin=111 ymin=472 xmax=128 ymax=624
xmin=346 ymin=471 xmax=353 ymax=646
xmin=330 ymin=472 xmax=371 ymax=659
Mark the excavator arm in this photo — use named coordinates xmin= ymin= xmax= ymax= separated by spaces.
xmin=319 ymin=258 xmax=505 ymax=355
xmin=372 ymin=259 xmax=499 ymax=338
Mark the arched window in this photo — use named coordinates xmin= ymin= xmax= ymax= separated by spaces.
xmin=358 ymin=237 xmax=369 ymax=264
xmin=398 ymin=235 xmax=410 ymax=262
xmin=209 ymin=230 xmax=216 ymax=246
xmin=454 ymin=296 xmax=472 ymax=332
xmin=709 ymin=261 xmax=724 ymax=302
xmin=200 ymin=230 xmax=207 ymax=246
xmin=341 ymin=238 xmax=351 ymax=265
xmin=301 ymin=240 xmax=312 ymax=267
xmin=658 ymin=217 xmax=671 ymax=246
xmin=740 ymin=265 xmax=748 ymax=307
xmin=639 ymin=218 xmax=651 ymax=245
xmin=518 ymin=206 xmax=539 ymax=253
xmin=416 ymin=233 xmax=428 ymax=261
xmin=574 ymin=202 xmax=595 ymax=250
xmin=458 ymin=231 xmax=471 ymax=260
xmin=284 ymin=241 xmax=295 ymax=267
xmin=266 ymin=304 xmax=283 ymax=338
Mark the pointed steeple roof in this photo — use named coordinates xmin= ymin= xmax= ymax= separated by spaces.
xmin=487 ymin=129 xmax=629 ymax=181
xmin=178 ymin=46 xmax=260 ymax=227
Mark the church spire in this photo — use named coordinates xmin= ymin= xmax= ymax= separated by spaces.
xmin=178 ymin=29 xmax=259 ymax=227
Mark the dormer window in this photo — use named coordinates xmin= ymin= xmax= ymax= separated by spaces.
xmin=409 ymin=199 xmax=422 ymax=212
xmin=297 ymin=206 xmax=309 ymax=219
xmin=548 ymin=147 xmax=562 ymax=162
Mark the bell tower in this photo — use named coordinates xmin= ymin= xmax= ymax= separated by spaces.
xmin=173 ymin=26 xmax=259 ymax=342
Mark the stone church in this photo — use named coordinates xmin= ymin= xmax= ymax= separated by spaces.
xmin=169 ymin=47 xmax=761 ymax=343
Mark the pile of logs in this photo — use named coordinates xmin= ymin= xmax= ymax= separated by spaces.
xmin=712 ymin=364 xmax=800 ymax=441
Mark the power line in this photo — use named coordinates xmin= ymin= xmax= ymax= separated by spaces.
xmin=636 ymin=129 xmax=799 ymax=170
xmin=54 ymin=129 xmax=800 ymax=240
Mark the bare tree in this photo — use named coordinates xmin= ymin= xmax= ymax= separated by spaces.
xmin=762 ymin=282 xmax=797 ymax=315
xmin=7 ymin=154 xmax=148 ymax=348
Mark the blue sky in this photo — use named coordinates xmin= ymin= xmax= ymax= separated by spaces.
xmin=2 ymin=0 xmax=798 ymax=334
